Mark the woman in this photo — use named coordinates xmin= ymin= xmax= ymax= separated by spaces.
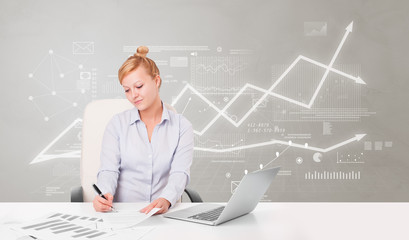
xmin=93 ymin=46 xmax=193 ymax=214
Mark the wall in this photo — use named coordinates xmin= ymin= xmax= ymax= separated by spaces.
xmin=1 ymin=0 xmax=408 ymax=201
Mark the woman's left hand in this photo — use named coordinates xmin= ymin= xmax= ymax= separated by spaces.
xmin=140 ymin=198 xmax=171 ymax=215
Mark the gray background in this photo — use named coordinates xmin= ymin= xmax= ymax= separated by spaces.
xmin=1 ymin=0 xmax=408 ymax=202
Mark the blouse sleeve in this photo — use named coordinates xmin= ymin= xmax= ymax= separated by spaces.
xmin=159 ymin=116 xmax=194 ymax=206
xmin=96 ymin=115 xmax=121 ymax=197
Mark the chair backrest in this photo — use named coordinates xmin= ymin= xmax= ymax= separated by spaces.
xmin=80 ymin=99 xmax=176 ymax=202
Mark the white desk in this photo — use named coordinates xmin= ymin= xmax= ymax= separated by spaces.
xmin=0 ymin=202 xmax=408 ymax=240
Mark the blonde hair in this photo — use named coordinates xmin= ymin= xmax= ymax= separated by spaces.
xmin=118 ymin=46 xmax=161 ymax=87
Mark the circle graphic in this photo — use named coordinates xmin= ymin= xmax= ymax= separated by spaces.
xmin=313 ymin=152 xmax=323 ymax=163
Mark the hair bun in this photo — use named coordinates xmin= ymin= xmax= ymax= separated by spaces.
xmin=135 ymin=46 xmax=149 ymax=57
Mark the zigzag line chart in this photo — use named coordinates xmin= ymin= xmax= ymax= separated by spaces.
xmin=172 ymin=22 xmax=365 ymax=136
xmin=195 ymin=60 xmax=247 ymax=75
xmin=30 ymin=21 xmax=367 ymax=164
xmin=29 ymin=117 xmax=365 ymax=164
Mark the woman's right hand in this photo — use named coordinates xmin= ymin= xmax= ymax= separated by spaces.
xmin=93 ymin=193 xmax=114 ymax=212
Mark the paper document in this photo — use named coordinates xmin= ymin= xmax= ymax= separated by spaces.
xmin=9 ymin=209 xmax=159 ymax=239
xmin=11 ymin=212 xmax=111 ymax=240
xmin=97 ymin=208 xmax=160 ymax=230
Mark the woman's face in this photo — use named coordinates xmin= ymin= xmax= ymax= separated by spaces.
xmin=122 ymin=67 xmax=161 ymax=111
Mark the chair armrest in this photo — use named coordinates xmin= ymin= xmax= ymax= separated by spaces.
xmin=184 ymin=188 xmax=203 ymax=202
xmin=71 ymin=186 xmax=84 ymax=202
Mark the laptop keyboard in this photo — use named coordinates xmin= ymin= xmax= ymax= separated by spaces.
xmin=188 ymin=206 xmax=225 ymax=222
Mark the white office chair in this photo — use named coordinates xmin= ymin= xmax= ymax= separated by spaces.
xmin=71 ymin=99 xmax=202 ymax=203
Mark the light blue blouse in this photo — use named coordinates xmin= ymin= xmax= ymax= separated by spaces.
xmin=97 ymin=103 xmax=193 ymax=206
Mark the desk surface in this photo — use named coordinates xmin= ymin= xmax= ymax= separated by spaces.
xmin=0 ymin=202 xmax=408 ymax=240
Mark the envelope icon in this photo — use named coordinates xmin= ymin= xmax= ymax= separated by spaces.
xmin=73 ymin=41 xmax=94 ymax=54
xmin=231 ymin=181 xmax=241 ymax=194
xmin=80 ymin=71 xmax=91 ymax=80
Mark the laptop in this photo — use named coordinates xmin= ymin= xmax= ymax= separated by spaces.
xmin=164 ymin=166 xmax=280 ymax=226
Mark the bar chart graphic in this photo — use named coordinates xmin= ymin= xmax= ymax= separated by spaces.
xmin=14 ymin=212 xmax=110 ymax=239
xmin=305 ymin=171 xmax=361 ymax=180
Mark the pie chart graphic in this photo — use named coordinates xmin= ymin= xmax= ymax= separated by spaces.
xmin=313 ymin=152 xmax=323 ymax=163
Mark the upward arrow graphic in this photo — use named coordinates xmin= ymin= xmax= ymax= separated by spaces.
xmin=308 ymin=21 xmax=355 ymax=106
xmin=193 ymin=134 xmax=366 ymax=153
xmin=172 ymin=22 xmax=365 ymax=136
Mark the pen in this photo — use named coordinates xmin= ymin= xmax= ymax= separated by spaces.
xmin=92 ymin=184 xmax=117 ymax=212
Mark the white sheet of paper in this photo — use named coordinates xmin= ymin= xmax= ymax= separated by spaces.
xmin=97 ymin=208 xmax=160 ymax=231
xmin=8 ymin=209 xmax=159 ymax=240
xmin=11 ymin=212 xmax=113 ymax=240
